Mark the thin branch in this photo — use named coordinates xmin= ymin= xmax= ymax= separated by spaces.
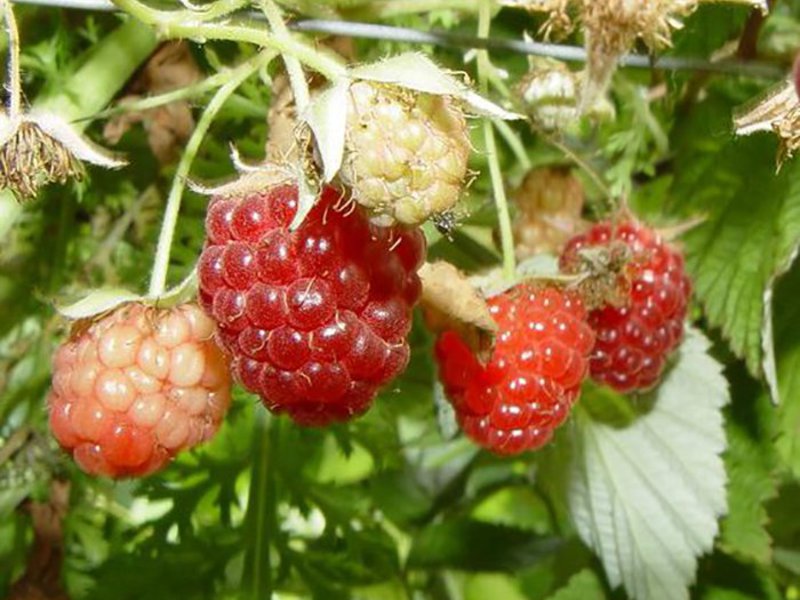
xmin=9 ymin=0 xmax=785 ymax=78
xmin=261 ymin=0 xmax=311 ymax=112
xmin=148 ymin=51 xmax=275 ymax=297
xmin=477 ymin=0 xmax=515 ymax=281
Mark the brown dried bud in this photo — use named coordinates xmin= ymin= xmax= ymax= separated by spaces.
xmin=0 ymin=112 xmax=125 ymax=202
xmin=0 ymin=121 xmax=84 ymax=201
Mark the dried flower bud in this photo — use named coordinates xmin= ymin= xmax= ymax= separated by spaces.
xmin=0 ymin=111 xmax=125 ymax=201
xmin=579 ymin=0 xmax=695 ymax=109
xmin=522 ymin=0 xmax=766 ymax=111
xmin=500 ymin=0 xmax=573 ymax=38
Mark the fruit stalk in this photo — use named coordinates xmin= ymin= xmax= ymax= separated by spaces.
xmin=148 ymin=51 xmax=275 ymax=297
xmin=477 ymin=0 xmax=515 ymax=281
xmin=261 ymin=0 xmax=311 ymax=112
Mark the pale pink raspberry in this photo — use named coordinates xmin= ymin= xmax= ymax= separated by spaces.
xmin=48 ymin=303 xmax=232 ymax=478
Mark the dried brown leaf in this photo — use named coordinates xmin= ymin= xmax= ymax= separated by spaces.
xmin=8 ymin=480 xmax=71 ymax=600
xmin=104 ymin=41 xmax=202 ymax=163
xmin=419 ymin=261 xmax=497 ymax=361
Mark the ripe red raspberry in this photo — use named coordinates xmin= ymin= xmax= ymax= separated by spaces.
xmin=559 ymin=220 xmax=692 ymax=393
xmin=198 ymin=184 xmax=424 ymax=426
xmin=48 ymin=303 xmax=232 ymax=478
xmin=434 ymin=283 xmax=594 ymax=455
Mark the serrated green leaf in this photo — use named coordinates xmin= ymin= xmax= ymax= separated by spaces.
xmin=471 ymin=486 xmax=552 ymax=534
xmin=569 ymin=327 xmax=729 ymax=600
xmin=670 ymin=131 xmax=800 ymax=397
xmin=719 ymin=396 xmax=777 ymax=564
xmin=546 ymin=569 xmax=606 ymax=600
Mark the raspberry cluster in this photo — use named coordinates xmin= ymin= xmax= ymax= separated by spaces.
xmin=49 ymin=303 xmax=231 ymax=478
xmin=435 ymin=283 xmax=595 ymax=455
xmin=560 ymin=220 xmax=691 ymax=392
xmin=198 ymin=184 xmax=424 ymax=426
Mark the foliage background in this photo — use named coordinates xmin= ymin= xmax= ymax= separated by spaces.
xmin=2 ymin=1 xmax=800 ymax=599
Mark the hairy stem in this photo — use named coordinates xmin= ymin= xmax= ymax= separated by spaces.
xmin=262 ymin=0 xmax=311 ymax=113
xmin=148 ymin=51 xmax=275 ymax=297
xmin=112 ymin=0 xmax=346 ymax=80
xmin=1 ymin=0 xmax=21 ymax=118
xmin=477 ymin=0 xmax=515 ymax=281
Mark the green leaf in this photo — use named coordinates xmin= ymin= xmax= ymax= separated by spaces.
xmin=670 ymin=127 xmax=800 ymax=395
xmin=471 ymin=486 xmax=552 ymax=534
xmin=546 ymin=569 xmax=606 ymax=600
xmin=407 ymin=519 xmax=562 ymax=571
xmin=569 ymin=328 xmax=729 ymax=600
xmin=719 ymin=396 xmax=777 ymax=564
xmin=464 ymin=574 xmax=527 ymax=600
xmin=770 ymin=264 xmax=800 ymax=477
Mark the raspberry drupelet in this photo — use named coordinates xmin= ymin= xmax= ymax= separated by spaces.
xmin=49 ymin=303 xmax=231 ymax=478
xmin=198 ymin=184 xmax=425 ymax=426
xmin=435 ymin=283 xmax=595 ymax=455
xmin=560 ymin=219 xmax=692 ymax=393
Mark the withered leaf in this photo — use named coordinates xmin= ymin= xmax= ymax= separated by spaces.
xmin=104 ymin=41 xmax=201 ymax=164
xmin=419 ymin=261 xmax=498 ymax=362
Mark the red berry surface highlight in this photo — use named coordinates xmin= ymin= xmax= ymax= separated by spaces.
xmin=49 ymin=303 xmax=232 ymax=478
xmin=560 ymin=220 xmax=692 ymax=393
xmin=435 ymin=284 xmax=594 ymax=455
xmin=198 ymin=184 xmax=425 ymax=426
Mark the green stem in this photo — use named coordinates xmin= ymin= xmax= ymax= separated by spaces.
xmin=262 ymin=0 xmax=311 ymax=113
xmin=2 ymin=0 xmax=21 ymax=118
xmin=362 ymin=0 xmax=480 ymax=18
xmin=112 ymin=0 xmax=346 ymax=81
xmin=164 ymin=0 xmax=249 ymax=23
xmin=148 ymin=51 xmax=274 ymax=297
xmin=89 ymin=69 xmax=240 ymax=121
xmin=243 ymin=410 xmax=279 ymax=599
xmin=477 ymin=0 xmax=515 ymax=281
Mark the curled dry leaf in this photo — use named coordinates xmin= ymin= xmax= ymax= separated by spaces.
xmin=511 ymin=166 xmax=586 ymax=258
xmin=104 ymin=41 xmax=201 ymax=164
xmin=734 ymin=79 xmax=800 ymax=169
xmin=419 ymin=261 xmax=498 ymax=362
